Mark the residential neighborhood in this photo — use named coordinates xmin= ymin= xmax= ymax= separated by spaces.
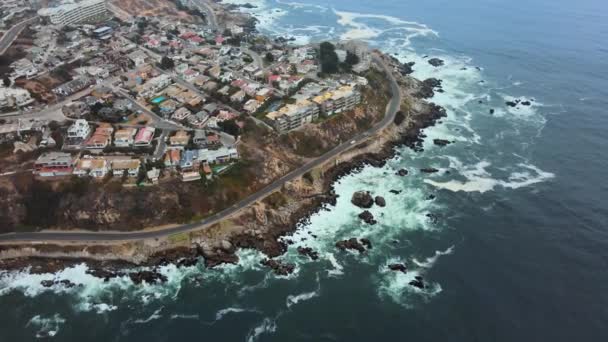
xmin=1 ymin=0 xmax=371 ymax=188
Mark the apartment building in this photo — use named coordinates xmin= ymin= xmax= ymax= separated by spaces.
xmin=312 ymin=85 xmax=361 ymax=116
xmin=266 ymin=99 xmax=320 ymax=133
xmin=38 ymin=0 xmax=108 ymax=26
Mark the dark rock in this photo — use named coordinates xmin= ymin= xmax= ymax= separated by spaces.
xmin=351 ymin=191 xmax=374 ymax=208
xmin=176 ymin=257 xmax=198 ymax=268
xmin=433 ymin=139 xmax=451 ymax=146
xmin=521 ymin=100 xmax=531 ymax=106
xmin=389 ymin=189 xmax=402 ymax=195
xmin=261 ymin=259 xmax=295 ymax=276
xmin=336 ymin=238 xmax=366 ymax=254
xmin=375 ymin=196 xmax=386 ymax=207
xmin=409 ymin=276 xmax=425 ymax=289
xmin=414 ymin=78 xmax=443 ymax=99
xmin=388 ymin=263 xmax=407 ymax=273
xmin=428 ymin=58 xmax=444 ymax=67
xmin=86 ymin=268 xmax=124 ymax=282
xmin=396 ymin=168 xmax=409 ymax=176
xmin=420 ymin=168 xmax=439 ymax=174
xmin=129 ymin=270 xmax=168 ymax=285
xmin=489 ymin=109 xmax=495 ymax=114
xmin=427 ymin=194 xmax=436 ymax=200
xmin=41 ymin=280 xmax=54 ymax=287
xmin=297 ymin=247 xmax=319 ymax=260
xmin=58 ymin=279 xmax=76 ymax=288
xmin=358 ymin=210 xmax=377 ymax=225
xmin=506 ymin=100 xmax=520 ymax=107
xmin=360 ymin=238 xmax=372 ymax=249
xmin=426 ymin=213 xmax=439 ymax=223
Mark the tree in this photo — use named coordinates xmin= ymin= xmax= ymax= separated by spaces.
xmin=218 ymin=119 xmax=241 ymax=137
xmin=160 ymin=56 xmax=175 ymax=70
xmin=345 ymin=51 xmax=360 ymax=65
xmin=2 ymin=76 xmax=10 ymax=87
xmin=319 ymin=42 xmax=339 ymax=74
xmin=264 ymin=52 xmax=275 ymax=63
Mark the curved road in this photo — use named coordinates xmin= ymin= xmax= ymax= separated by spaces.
xmin=0 ymin=17 xmax=37 ymax=55
xmin=0 ymin=54 xmax=401 ymax=243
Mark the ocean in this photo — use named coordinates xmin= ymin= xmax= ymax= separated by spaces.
xmin=2 ymin=0 xmax=608 ymax=340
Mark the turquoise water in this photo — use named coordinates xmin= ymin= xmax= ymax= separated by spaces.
xmin=151 ymin=96 xmax=167 ymax=104
xmin=1 ymin=0 xmax=608 ymax=340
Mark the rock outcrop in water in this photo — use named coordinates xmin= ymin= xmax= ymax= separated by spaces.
xmin=433 ymin=139 xmax=452 ymax=146
xmin=358 ymin=210 xmax=377 ymax=225
xmin=374 ymin=196 xmax=386 ymax=207
xmin=396 ymin=168 xmax=408 ymax=176
xmin=297 ymin=246 xmax=319 ymax=260
xmin=414 ymin=78 xmax=443 ymax=99
xmin=336 ymin=238 xmax=371 ymax=254
xmin=351 ymin=191 xmax=374 ymax=208
xmin=129 ymin=270 xmax=168 ymax=285
xmin=261 ymin=259 xmax=295 ymax=276
xmin=409 ymin=276 xmax=425 ymax=289
xmin=428 ymin=58 xmax=445 ymax=67
xmin=420 ymin=168 xmax=440 ymax=173
xmin=388 ymin=263 xmax=407 ymax=273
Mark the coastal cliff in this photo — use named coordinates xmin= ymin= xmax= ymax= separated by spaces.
xmin=0 ymin=52 xmax=447 ymax=274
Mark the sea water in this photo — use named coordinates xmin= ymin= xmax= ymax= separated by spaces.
xmin=1 ymin=0 xmax=607 ymax=340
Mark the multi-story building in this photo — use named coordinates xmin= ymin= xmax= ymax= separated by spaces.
xmin=34 ymin=152 xmax=76 ymax=177
xmin=38 ymin=0 xmax=109 ymax=26
xmin=67 ymin=119 xmax=91 ymax=140
xmin=312 ymin=86 xmax=361 ymax=116
xmin=266 ymin=99 xmax=320 ymax=133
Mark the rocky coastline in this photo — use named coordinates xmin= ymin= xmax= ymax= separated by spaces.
xmin=0 ymin=17 xmax=449 ymax=284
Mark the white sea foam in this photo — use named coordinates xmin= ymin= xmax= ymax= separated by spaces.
xmin=413 ymin=246 xmax=455 ymax=268
xmin=133 ymin=307 xmax=163 ymax=324
xmin=246 ymin=317 xmax=277 ymax=342
xmin=215 ymin=307 xmax=253 ymax=321
xmin=423 ymin=158 xmax=554 ymax=193
xmin=27 ymin=314 xmax=66 ymax=338
xmin=376 ymin=257 xmax=443 ymax=306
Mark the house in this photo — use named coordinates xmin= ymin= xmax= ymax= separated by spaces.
xmin=169 ymin=130 xmax=190 ymax=148
xmin=73 ymin=157 xmax=109 ymax=178
xmin=128 ymin=50 xmax=148 ymax=67
xmin=230 ymin=90 xmax=246 ymax=103
xmin=114 ymin=127 xmax=137 ymax=147
xmin=147 ymin=168 xmax=160 ymax=184
xmin=171 ymin=107 xmax=192 ymax=121
xmin=53 ymin=77 xmax=94 ymax=97
xmin=197 ymin=146 xmax=239 ymax=164
xmin=62 ymin=101 xmax=90 ymax=118
xmin=181 ymin=171 xmax=201 ymax=182
xmin=133 ymin=127 xmax=155 ymax=146
xmin=179 ymin=150 xmax=199 ymax=171
xmin=67 ymin=119 xmax=91 ymax=140
xmin=164 ymin=149 xmax=181 ymax=168
xmin=243 ymin=99 xmax=260 ymax=113
xmin=193 ymin=131 xmax=221 ymax=149
xmin=111 ymin=159 xmax=141 ymax=177
xmin=34 ymin=152 xmax=76 ymax=177
xmin=84 ymin=124 xmax=114 ymax=150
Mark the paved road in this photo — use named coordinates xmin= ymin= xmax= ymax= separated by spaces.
xmin=0 ymin=53 xmax=401 ymax=243
xmin=0 ymin=17 xmax=37 ymax=55
xmin=190 ymin=0 xmax=218 ymax=30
